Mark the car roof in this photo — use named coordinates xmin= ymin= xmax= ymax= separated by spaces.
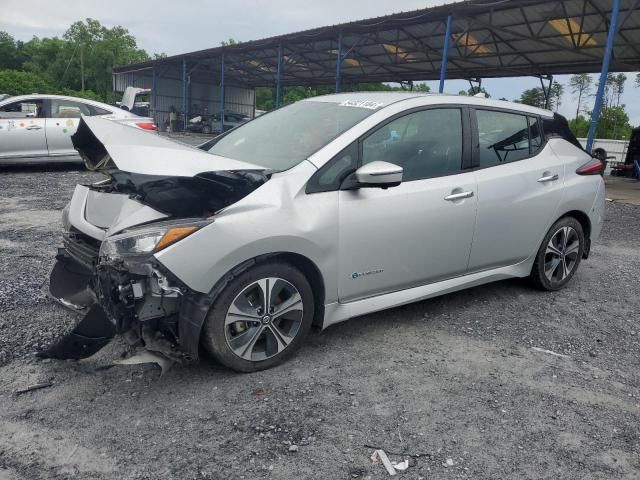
xmin=306 ymin=91 xmax=554 ymax=118
xmin=0 ymin=94 xmax=117 ymax=112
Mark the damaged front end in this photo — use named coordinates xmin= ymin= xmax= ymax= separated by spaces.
xmin=40 ymin=117 xmax=268 ymax=362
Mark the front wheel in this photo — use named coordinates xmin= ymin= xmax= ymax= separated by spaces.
xmin=530 ymin=217 xmax=585 ymax=291
xmin=202 ymin=261 xmax=314 ymax=372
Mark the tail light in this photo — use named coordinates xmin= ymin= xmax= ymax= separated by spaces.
xmin=576 ymin=158 xmax=604 ymax=176
xmin=136 ymin=122 xmax=158 ymax=131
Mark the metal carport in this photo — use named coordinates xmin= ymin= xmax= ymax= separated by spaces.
xmin=113 ymin=0 xmax=639 ymax=150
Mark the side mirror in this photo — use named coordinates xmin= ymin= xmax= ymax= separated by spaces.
xmin=341 ymin=161 xmax=403 ymax=190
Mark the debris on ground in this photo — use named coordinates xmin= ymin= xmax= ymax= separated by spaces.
xmin=288 ymin=444 xmax=299 ymax=452
xmin=371 ymin=449 xmax=397 ymax=476
xmin=392 ymin=459 xmax=409 ymax=471
xmin=531 ymin=347 xmax=570 ymax=358
xmin=14 ymin=381 xmax=52 ymax=395
xmin=114 ymin=350 xmax=174 ymax=376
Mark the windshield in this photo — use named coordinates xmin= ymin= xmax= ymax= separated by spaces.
xmin=207 ymin=100 xmax=377 ymax=171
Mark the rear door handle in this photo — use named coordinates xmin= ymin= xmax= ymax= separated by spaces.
xmin=444 ymin=191 xmax=474 ymax=201
xmin=537 ymin=174 xmax=559 ymax=183
xmin=26 ymin=125 xmax=42 ymax=130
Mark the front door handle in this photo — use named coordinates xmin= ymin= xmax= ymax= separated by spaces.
xmin=537 ymin=173 xmax=559 ymax=183
xmin=444 ymin=191 xmax=474 ymax=201
xmin=26 ymin=125 xmax=42 ymax=130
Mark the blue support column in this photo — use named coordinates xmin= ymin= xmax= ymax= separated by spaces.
xmin=181 ymin=59 xmax=187 ymax=131
xmin=276 ymin=44 xmax=283 ymax=108
xmin=439 ymin=15 xmax=452 ymax=94
xmin=151 ymin=67 xmax=157 ymax=124
xmin=335 ymin=34 xmax=343 ymax=93
xmin=220 ymin=53 xmax=225 ymax=132
xmin=586 ymin=0 xmax=620 ymax=153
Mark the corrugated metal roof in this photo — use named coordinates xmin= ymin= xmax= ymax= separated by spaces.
xmin=113 ymin=0 xmax=640 ymax=87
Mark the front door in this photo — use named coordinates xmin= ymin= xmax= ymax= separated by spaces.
xmin=0 ymin=99 xmax=47 ymax=158
xmin=338 ymin=107 xmax=477 ymax=303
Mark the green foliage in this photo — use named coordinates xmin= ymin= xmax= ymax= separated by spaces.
xmin=519 ymin=87 xmax=546 ymax=108
xmin=0 ymin=69 xmax=52 ymax=95
xmin=568 ymin=115 xmax=590 ymax=138
xmin=519 ymin=82 xmax=562 ymax=110
xmin=0 ymin=19 xmax=151 ymax=102
xmin=596 ymin=105 xmax=632 ymax=140
xmin=568 ymin=107 xmax=633 ymax=140
xmin=0 ymin=31 xmax=20 ymax=69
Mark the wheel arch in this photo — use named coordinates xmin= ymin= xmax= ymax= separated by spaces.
xmin=557 ymin=209 xmax=592 ymax=257
xmin=177 ymin=251 xmax=327 ymax=362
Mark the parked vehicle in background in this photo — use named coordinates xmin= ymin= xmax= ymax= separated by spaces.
xmin=610 ymin=127 xmax=640 ymax=178
xmin=0 ymin=94 xmax=157 ymax=165
xmin=43 ymin=93 xmax=605 ymax=372
xmin=115 ymin=87 xmax=151 ymax=117
xmin=187 ymin=111 xmax=251 ymax=134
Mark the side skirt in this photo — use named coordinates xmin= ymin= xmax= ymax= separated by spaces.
xmin=322 ymin=258 xmax=534 ymax=329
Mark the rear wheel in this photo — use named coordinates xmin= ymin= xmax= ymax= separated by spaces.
xmin=202 ymin=261 xmax=314 ymax=372
xmin=530 ymin=217 xmax=584 ymax=291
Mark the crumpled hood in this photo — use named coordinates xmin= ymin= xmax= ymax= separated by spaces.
xmin=72 ymin=116 xmax=264 ymax=176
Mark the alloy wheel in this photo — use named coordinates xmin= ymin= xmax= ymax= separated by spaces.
xmin=544 ymin=226 xmax=580 ymax=283
xmin=224 ymin=277 xmax=304 ymax=362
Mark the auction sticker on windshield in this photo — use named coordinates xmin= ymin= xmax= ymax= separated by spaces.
xmin=339 ymin=100 xmax=384 ymax=109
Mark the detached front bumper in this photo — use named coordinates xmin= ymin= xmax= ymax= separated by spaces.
xmin=43 ymin=232 xmax=210 ymax=362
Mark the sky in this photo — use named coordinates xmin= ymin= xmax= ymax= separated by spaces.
xmin=1 ymin=0 xmax=639 ymax=125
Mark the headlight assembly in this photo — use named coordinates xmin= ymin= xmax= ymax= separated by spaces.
xmin=99 ymin=220 xmax=210 ymax=259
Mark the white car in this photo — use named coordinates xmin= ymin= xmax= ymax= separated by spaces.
xmin=0 ymin=94 xmax=157 ymax=165
xmin=44 ymin=93 xmax=605 ymax=372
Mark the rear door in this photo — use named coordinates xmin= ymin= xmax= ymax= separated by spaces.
xmin=46 ymin=98 xmax=93 ymax=156
xmin=468 ymin=109 xmax=565 ymax=271
xmin=337 ymin=106 xmax=478 ymax=302
xmin=0 ymin=98 xmax=48 ymax=158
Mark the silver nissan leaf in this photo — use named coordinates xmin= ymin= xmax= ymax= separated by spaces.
xmin=44 ymin=92 xmax=605 ymax=372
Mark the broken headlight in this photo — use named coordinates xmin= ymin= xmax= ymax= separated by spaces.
xmin=99 ymin=219 xmax=210 ymax=260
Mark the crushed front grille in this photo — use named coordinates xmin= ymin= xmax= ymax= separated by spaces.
xmin=62 ymin=228 xmax=100 ymax=268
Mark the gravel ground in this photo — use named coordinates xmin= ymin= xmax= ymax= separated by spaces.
xmin=0 ymin=165 xmax=639 ymax=480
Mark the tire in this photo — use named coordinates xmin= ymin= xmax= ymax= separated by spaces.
xmin=530 ymin=216 xmax=585 ymax=291
xmin=202 ymin=261 xmax=314 ymax=372
xmin=202 ymin=125 xmax=212 ymax=134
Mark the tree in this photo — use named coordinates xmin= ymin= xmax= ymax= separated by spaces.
xmin=519 ymin=82 xmax=563 ymax=110
xmin=596 ymin=105 xmax=632 ymax=140
xmin=569 ymin=74 xmax=593 ymax=120
xmin=519 ymin=87 xmax=546 ymax=108
xmin=0 ymin=69 xmax=52 ymax=95
xmin=550 ymin=82 xmax=564 ymax=111
xmin=568 ymin=115 xmax=590 ymax=138
xmin=0 ymin=31 xmax=20 ymax=69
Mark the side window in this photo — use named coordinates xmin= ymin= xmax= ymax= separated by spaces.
xmin=0 ymin=100 xmax=44 ymax=118
xmin=50 ymin=99 xmax=91 ymax=118
xmin=529 ymin=116 xmax=543 ymax=154
xmin=362 ymin=108 xmax=463 ymax=181
xmin=306 ymin=142 xmax=357 ymax=194
xmin=476 ymin=110 xmax=530 ymax=167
